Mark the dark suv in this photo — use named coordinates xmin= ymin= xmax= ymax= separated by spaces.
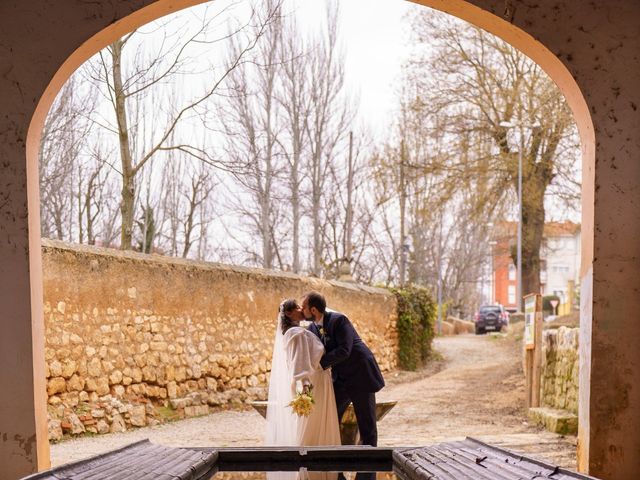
xmin=474 ymin=305 xmax=509 ymax=334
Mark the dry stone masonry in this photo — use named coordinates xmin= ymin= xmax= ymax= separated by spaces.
xmin=540 ymin=326 xmax=579 ymax=414
xmin=42 ymin=240 xmax=398 ymax=441
xmin=528 ymin=326 xmax=580 ymax=435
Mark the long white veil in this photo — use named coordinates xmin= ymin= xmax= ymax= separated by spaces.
xmin=265 ymin=306 xmax=298 ymax=445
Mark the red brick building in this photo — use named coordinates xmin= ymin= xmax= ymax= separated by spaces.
xmin=491 ymin=221 xmax=580 ymax=311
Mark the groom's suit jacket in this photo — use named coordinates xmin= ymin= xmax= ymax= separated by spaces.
xmin=310 ymin=311 xmax=385 ymax=393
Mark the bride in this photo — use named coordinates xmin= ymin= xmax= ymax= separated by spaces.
xmin=265 ymin=299 xmax=341 ymax=446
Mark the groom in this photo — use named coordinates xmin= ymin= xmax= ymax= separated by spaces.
xmin=302 ymin=291 xmax=385 ymax=446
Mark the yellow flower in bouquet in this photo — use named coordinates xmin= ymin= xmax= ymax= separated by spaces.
xmin=288 ymin=384 xmax=315 ymax=417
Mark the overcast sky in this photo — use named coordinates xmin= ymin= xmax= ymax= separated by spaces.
xmin=294 ymin=0 xmax=418 ymax=133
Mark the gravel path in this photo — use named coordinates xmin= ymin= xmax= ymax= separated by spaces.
xmin=50 ymin=332 xmax=577 ymax=469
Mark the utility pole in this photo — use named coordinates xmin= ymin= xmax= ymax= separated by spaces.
xmin=344 ymin=132 xmax=354 ymax=264
xmin=517 ymin=132 xmax=523 ymax=311
xmin=340 ymin=131 xmax=355 ymax=282
xmin=398 ymin=139 xmax=407 ymax=287
xmin=500 ymin=119 xmax=539 ymax=311
xmin=436 ymin=214 xmax=443 ymax=334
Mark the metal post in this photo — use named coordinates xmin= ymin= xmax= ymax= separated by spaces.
xmin=436 ymin=215 xmax=443 ymax=334
xmin=517 ymin=141 xmax=523 ymax=311
xmin=489 ymin=246 xmax=494 ymax=304
xmin=398 ymin=140 xmax=406 ymax=287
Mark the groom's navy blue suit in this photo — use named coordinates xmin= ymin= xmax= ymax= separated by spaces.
xmin=310 ymin=310 xmax=384 ymax=446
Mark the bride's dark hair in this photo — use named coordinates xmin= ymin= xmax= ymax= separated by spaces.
xmin=279 ymin=298 xmax=299 ymax=334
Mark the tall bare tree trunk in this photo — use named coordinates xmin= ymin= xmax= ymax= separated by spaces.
xmin=278 ymin=15 xmax=308 ymax=273
xmin=111 ymin=38 xmax=136 ymax=250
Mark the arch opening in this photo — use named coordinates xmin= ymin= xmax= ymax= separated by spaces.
xmin=23 ymin=0 xmax=596 ymax=475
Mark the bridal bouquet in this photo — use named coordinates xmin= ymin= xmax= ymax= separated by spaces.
xmin=288 ymin=384 xmax=315 ymax=417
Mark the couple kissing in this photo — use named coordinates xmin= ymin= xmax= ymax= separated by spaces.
xmin=265 ymin=291 xmax=385 ymax=447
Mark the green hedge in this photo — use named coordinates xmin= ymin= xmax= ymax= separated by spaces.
xmin=390 ymin=285 xmax=437 ymax=371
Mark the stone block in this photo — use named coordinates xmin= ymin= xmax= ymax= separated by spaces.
xmin=113 ymin=385 xmax=126 ymax=397
xmin=128 ymin=405 xmax=147 ymax=427
xmin=206 ymin=377 xmax=217 ymax=392
xmin=87 ymin=357 xmax=102 ymax=377
xmin=167 ymin=381 xmax=178 ymax=399
xmin=48 ymin=419 xmax=63 ymax=442
xmin=109 ymin=370 xmax=123 ymax=385
xmin=142 ymin=366 xmax=157 ymax=382
xmin=67 ymin=374 xmax=85 ymax=392
xmin=61 ymin=359 xmax=77 ymax=378
xmin=110 ymin=413 xmax=126 ymax=433
xmin=47 ymin=377 xmax=66 ymax=395
xmin=184 ymin=405 xmax=209 ymax=418
xmin=170 ymin=397 xmax=191 ymax=410
xmin=63 ymin=413 xmax=86 ymax=435
xmin=49 ymin=360 xmax=63 ymax=377
xmin=96 ymin=419 xmax=110 ymax=434
xmin=528 ymin=407 xmax=578 ymax=435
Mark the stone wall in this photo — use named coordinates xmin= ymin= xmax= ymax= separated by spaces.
xmin=540 ymin=326 xmax=579 ymax=414
xmin=42 ymin=240 xmax=398 ymax=441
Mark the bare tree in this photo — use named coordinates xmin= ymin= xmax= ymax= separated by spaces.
xmin=275 ymin=13 xmax=311 ymax=273
xmin=218 ymin=1 xmax=284 ymax=269
xmin=321 ymin=130 xmax=376 ymax=280
xmin=304 ymin=1 xmax=354 ymax=276
xmin=156 ymin=131 xmax=217 ymax=259
xmin=39 ymin=76 xmax=94 ymax=241
xmin=75 ymin=141 xmax=116 ymax=245
xmin=403 ymin=10 xmax=579 ymax=303
xmin=85 ymin=3 xmax=280 ymax=250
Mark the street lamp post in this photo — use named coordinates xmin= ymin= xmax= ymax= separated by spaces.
xmin=500 ymin=120 xmax=539 ymax=312
xmin=516 ymin=145 xmax=523 ymax=311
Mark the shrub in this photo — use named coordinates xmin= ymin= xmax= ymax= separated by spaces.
xmin=390 ymin=285 xmax=436 ymax=370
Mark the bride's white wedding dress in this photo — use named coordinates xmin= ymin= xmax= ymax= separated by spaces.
xmin=265 ymin=324 xmax=341 ymax=446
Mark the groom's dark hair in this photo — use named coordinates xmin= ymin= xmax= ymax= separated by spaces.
xmin=304 ymin=291 xmax=326 ymax=313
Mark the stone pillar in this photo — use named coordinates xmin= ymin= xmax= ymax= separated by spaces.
xmin=0 ymin=1 xmax=163 ymax=476
xmin=0 ymin=12 xmax=50 ymax=480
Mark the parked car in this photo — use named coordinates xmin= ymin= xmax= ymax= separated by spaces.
xmin=474 ymin=304 xmax=509 ymax=334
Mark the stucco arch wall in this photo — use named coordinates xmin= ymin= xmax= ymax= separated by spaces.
xmin=1 ymin=1 xmax=638 ymax=479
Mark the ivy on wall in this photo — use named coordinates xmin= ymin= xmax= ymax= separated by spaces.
xmin=390 ymin=285 xmax=436 ymax=371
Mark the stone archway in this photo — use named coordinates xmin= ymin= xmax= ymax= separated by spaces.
xmin=1 ymin=1 xmax=638 ymax=479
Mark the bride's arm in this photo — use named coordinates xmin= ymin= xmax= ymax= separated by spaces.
xmin=286 ymin=330 xmax=315 ymax=390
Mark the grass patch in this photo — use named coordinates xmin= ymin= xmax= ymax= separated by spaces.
xmin=156 ymin=405 xmax=181 ymax=422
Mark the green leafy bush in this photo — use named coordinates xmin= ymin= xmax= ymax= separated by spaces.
xmin=390 ymin=285 xmax=436 ymax=370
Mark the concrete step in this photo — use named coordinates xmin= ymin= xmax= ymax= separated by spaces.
xmin=529 ymin=407 xmax=578 ymax=435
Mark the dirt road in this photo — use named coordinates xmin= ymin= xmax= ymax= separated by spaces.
xmin=51 ymin=332 xmax=576 ymax=469
xmin=377 ymin=333 xmax=577 ymax=468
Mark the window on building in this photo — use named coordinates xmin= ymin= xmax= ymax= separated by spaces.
xmin=508 ymin=285 xmax=516 ymax=305
xmin=551 ymin=264 xmax=570 ymax=274
xmin=508 ymin=264 xmax=516 ymax=281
